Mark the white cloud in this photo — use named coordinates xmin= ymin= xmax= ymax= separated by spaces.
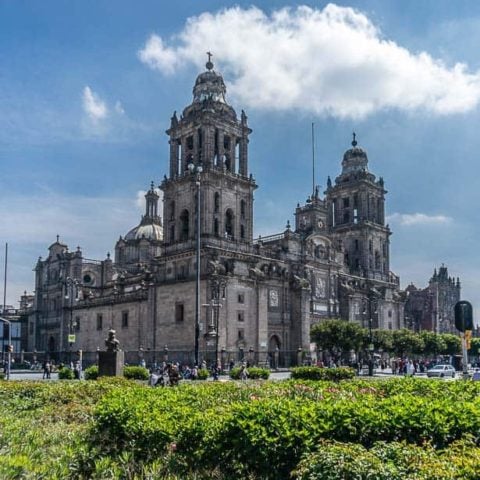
xmin=138 ymin=4 xmax=480 ymax=118
xmin=388 ymin=212 xmax=452 ymax=226
xmin=82 ymin=86 xmax=108 ymax=122
xmin=115 ymin=101 xmax=125 ymax=115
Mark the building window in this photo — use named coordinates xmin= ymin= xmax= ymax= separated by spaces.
xmin=369 ymin=239 xmax=373 ymax=253
xmin=238 ymin=293 xmax=245 ymax=303
xmin=170 ymin=201 xmax=175 ymax=220
xmin=354 ymin=239 xmax=359 ymax=251
xmin=180 ymin=209 xmax=189 ymax=240
xmin=170 ymin=225 xmax=175 ymax=242
xmin=237 ymin=311 xmax=245 ymax=322
xmin=343 ymin=211 xmax=350 ymax=223
xmin=240 ymin=199 xmax=246 ymax=218
xmin=225 ymin=209 xmax=234 ymax=238
xmin=121 ymin=311 xmax=129 ymax=328
xmin=343 ymin=197 xmax=350 ymax=208
xmin=214 ymin=217 xmax=219 ymax=236
xmin=240 ymin=224 xmax=245 ymax=240
xmin=175 ymin=303 xmax=184 ymax=322
xmin=75 ymin=316 xmax=81 ymax=332
xmin=187 ymin=135 xmax=194 ymax=150
xmin=388 ymin=310 xmax=393 ymax=318
xmin=238 ymin=328 xmax=244 ymax=340
xmin=214 ymin=192 xmax=220 ymax=213
xmin=96 ymin=314 xmax=103 ymax=330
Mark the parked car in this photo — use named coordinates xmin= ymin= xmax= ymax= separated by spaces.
xmin=427 ymin=364 xmax=456 ymax=378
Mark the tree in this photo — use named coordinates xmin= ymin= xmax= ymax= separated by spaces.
xmin=392 ymin=329 xmax=424 ymax=357
xmin=311 ymin=319 xmax=364 ymax=360
xmin=370 ymin=329 xmax=394 ymax=353
xmin=439 ymin=334 xmax=461 ymax=356
xmin=469 ymin=337 xmax=480 ymax=356
xmin=419 ymin=331 xmax=447 ymax=357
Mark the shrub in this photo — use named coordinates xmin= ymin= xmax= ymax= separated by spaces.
xmin=290 ymin=366 xmax=355 ymax=381
xmin=123 ymin=366 xmax=149 ymax=380
xmin=84 ymin=365 xmax=99 ymax=380
xmin=0 ymin=372 xmax=4 ymax=380
xmin=58 ymin=367 xmax=74 ymax=380
xmin=196 ymin=368 xmax=209 ymax=380
xmin=230 ymin=366 xmax=270 ymax=379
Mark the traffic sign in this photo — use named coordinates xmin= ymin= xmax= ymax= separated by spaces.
xmin=68 ymin=334 xmax=76 ymax=343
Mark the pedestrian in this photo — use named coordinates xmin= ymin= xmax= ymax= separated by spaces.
xmin=239 ymin=362 xmax=248 ymax=381
xmin=43 ymin=360 xmax=51 ymax=379
xmin=472 ymin=368 xmax=480 ymax=381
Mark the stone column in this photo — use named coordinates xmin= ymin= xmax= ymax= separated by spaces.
xmin=239 ymin=137 xmax=248 ymax=176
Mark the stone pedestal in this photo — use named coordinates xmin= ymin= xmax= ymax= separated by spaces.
xmin=98 ymin=350 xmax=124 ymax=377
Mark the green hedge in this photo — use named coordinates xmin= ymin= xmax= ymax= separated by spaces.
xmin=230 ymin=366 xmax=270 ymax=379
xmin=290 ymin=366 xmax=355 ymax=381
xmin=58 ymin=367 xmax=74 ymax=380
xmin=123 ymin=366 xmax=149 ymax=380
xmin=195 ymin=368 xmax=209 ymax=380
xmin=84 ymin=365 xmax=99 ymax=380
xmin=89 ymin=378 xmax=480 ymax=479
xmin=293 ymin=439 xmax=480 ymax=480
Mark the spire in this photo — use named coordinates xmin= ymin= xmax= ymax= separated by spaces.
xmin=352 ymin=132 xmax=357 ymax=147
xmin=206 ymin=51 xmax=214 ymax=70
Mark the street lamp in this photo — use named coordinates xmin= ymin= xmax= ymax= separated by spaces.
xmin=188 ymin=162 xmax=203 ymax=367
xmin=0 ymin=317 xmax=12 ymax=380
xmin=205 ymin=274 xmax=226 ymax=370
xmin=64 ymin=277 xmax=79 ymax=364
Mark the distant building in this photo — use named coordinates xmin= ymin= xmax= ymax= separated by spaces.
xmin=404 ymin=265 xmax=461 ymax=334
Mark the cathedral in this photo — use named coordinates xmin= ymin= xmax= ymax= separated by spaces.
xmin=26 ymin=58 xmax=454 ymax=366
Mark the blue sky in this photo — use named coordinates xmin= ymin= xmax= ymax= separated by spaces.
xmin=1 ymin=1 xmax=480 ymax=317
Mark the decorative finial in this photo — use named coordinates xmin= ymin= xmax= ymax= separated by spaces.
xmin=150 ymin=181 xmax=155 ymax=191
xmin=107 ymin=252 xmax=110 ymax=259
xmin=286 ymin=220 xmax=291 ymax=231
xmin=206 ymin=51 xmax=214 ymax=70
xmin=352 ymin=132 xmax=357 ymax=147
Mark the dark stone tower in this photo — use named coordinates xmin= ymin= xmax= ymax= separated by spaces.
xmin=162 ymin=56 xmax=256 ymax=251
xmin=325 ymin=134 xmax=390 ymax=281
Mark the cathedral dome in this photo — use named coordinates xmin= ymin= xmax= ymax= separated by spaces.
xmin=341 ymin=133 xmax=369 ymax=174
xmin=193 ymin=65 xmax=227 ymax=104
xmin=125 ymin=222 xmax=163 ymax=242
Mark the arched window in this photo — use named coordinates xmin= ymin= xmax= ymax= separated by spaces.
xmin=225 ymin=209 xmax=234 ymax=239
xmin=375 ymin=251 xmax=381 ymax=269
xmin=170 ymin=225 xmax=175 ymax=243
xmin=180 ymin=210 xmax=189 ymax=241
xmin=240 ymin=224 xmax=245 ymax=240
xmin=240 ymin=199 xmax=246 ymax=218
xmin=214 ymin=192 xmax=220 ymax=213
xmin=170 ymin=201 xmax=175 ymax=221
xmin=214 ymin=217 xmax=219 ymax=236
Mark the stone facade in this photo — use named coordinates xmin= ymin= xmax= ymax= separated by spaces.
xmin=404 ymin=265 xmax=461 ymax=334
xmin=25 ymin=58 xmax=454 ymax=364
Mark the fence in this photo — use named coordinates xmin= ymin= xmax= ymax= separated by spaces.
xmin=7 ymin=349 xmax=304 ymax=370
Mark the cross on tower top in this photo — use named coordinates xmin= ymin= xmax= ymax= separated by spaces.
xmin=206 ymin=51 xmax=214 ymax=70
xmin=352 ymin=132 xmax=357 ymax=147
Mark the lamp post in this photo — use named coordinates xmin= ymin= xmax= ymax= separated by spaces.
xmin=0 ymin=317 xmax=11 ymax=380
xmin=188 ymin=162 xmax=203 ymax=367
xmin=64 ymin=277 xmax=79 ymax=364
xmin=205 ymin=274 xmax=226 ymax=370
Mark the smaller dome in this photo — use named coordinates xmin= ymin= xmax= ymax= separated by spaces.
xmin=125 ymin=223 xmax=163 ymax=242
xmin=341 ymin=134 xmax=368 ymax=174
xmin=193 ymin=69 xmax=227 ymax=104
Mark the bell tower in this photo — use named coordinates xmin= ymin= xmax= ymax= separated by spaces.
xmin=326 ymin=134 xmax=391 ymax=281
xmin=161 ymin=54 xmax=256 ymax=251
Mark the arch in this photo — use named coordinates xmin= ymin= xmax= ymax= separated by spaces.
xmin=180 ymin=209 xmax=189 ymax=241
xmin=225 ymin=208 xmax=234 ymax=239
xmin=268 ymin=335 xmax=282 ymax=369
